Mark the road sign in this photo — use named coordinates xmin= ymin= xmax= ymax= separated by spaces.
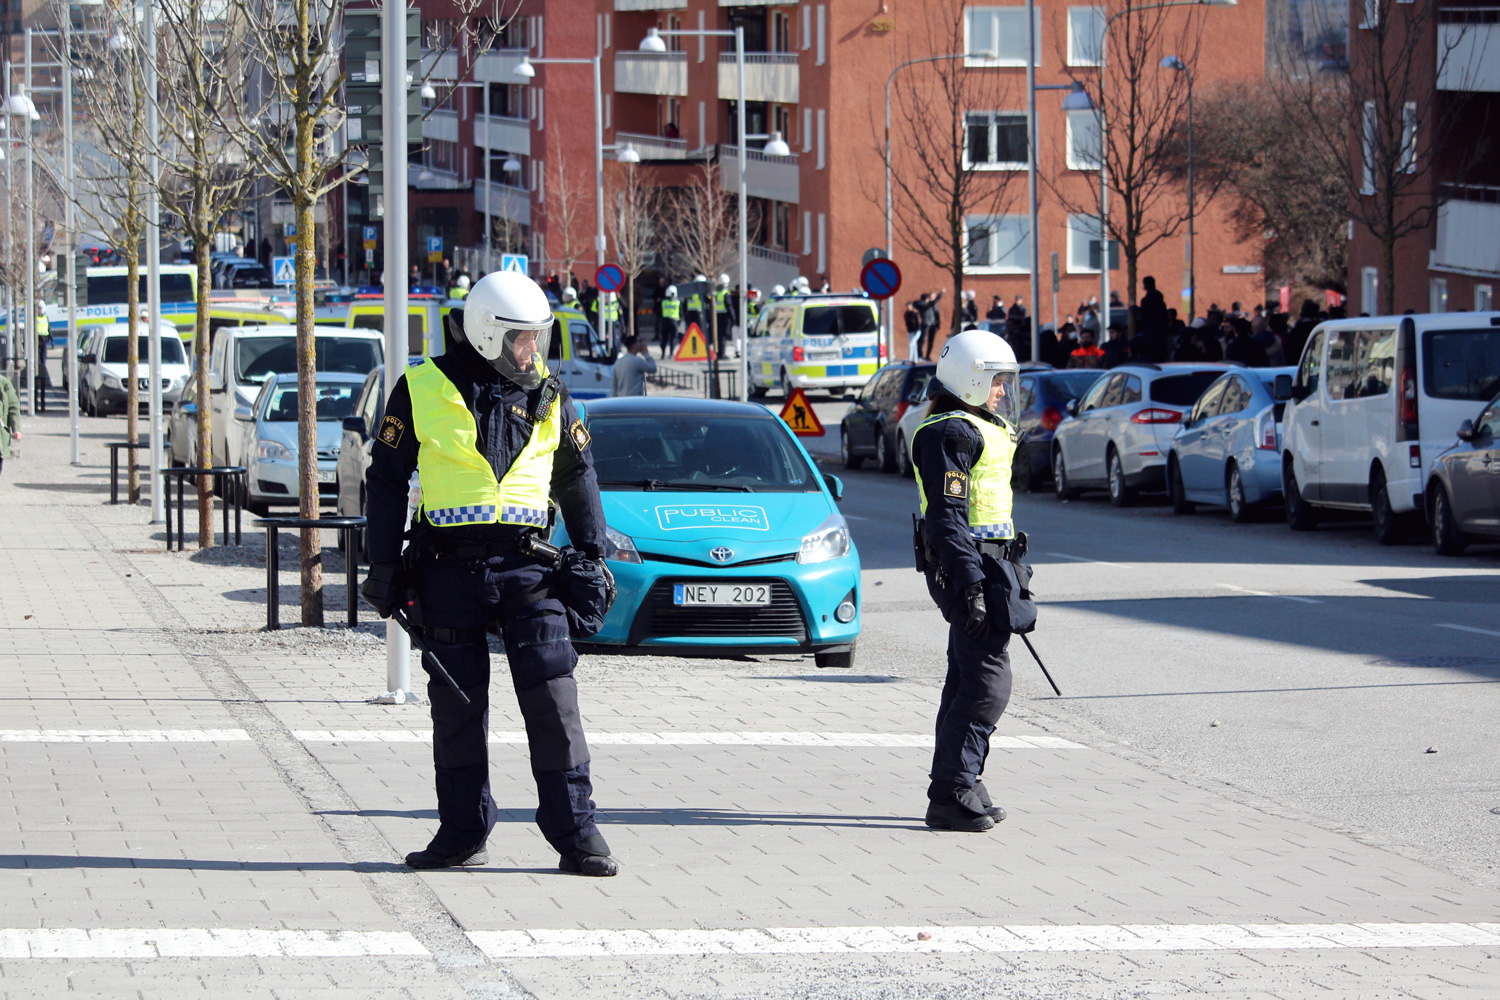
xmin=673 ymin=323 xmax=713 ymax=362
xmin=284 ymin=222 xmax=297 ymax=237
xmin=1051 ymin=252 xmax=1060 ymax=294
xmin=271 ymin=256 xmax=295 ymax=286
xmin=426 ymin=236 xmax=443 ymax=264
xmin=861 ymin=247 xmax=888 ymax=268
xmin=595 ymin=263 xmax=625 ymax=293
xmin=779 ymin=386 xmax=824 ymax=437
xmin=501 ymin=253 xmax=528 ymax=273
xmin=363 ymin=226 xmax=378 ymax=242
xmin=364 ymin=247 xmax=375 ymax=266
xmin=860 ymin=258 xmax=902 ymax=300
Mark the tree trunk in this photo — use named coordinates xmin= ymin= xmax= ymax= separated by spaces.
xmin=1381 ymin=232 xmax=1396 ymax=317
xmin=194 ymin=238 xmax=214 ymax=546
xmin=295 ymin=173 xmax=323 ymax=623
xmin=707 ymin=305 xmax=719 ymax=399
xmin=125 ymin=246 xmax=141 ymax=503
xmin=1125 ymin=250 xmax=1140 ymax=337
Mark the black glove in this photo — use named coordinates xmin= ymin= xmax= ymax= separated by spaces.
xmin=361 ymin=562 xmax=401 ymax=618
xmin=963 ymin=583 xmax=988 ymax=639
xmin=598 ymin=560 xmax=617 ymax=613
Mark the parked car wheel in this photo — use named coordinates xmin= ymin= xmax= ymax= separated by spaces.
xmin=815 ymin=645 xmax=855 ymax=669
xmin=875 ymin=426 xmax=896 ymax=473
xmin=779 ymin=367 xmax=792 ymax=397
xmin=1429 ymin=483 xmax=1466 ymax=557
xmin=896 ymin=432 xmax=914 ymax=478
xmin=840 ymin=424 xmax=863 ymax=470
xmin=1168 ymin=456 xmax=1194 ymax=515
xmin=1227 ymin=462 xmax=1254 ymax=524
xmin=1107 ymin=448 xmax=1137 ymax=508
xmin=1370 ymin=468 xmax=1411 ymax=546
xmin=749 ymin=381 xmax=768 ymax=400
xmin=1053 ymin=447 xmax=1078 ymax=501
xmin=1283 ymin=461 xmax=1318 ymax=531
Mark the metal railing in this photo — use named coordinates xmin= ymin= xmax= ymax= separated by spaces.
xmin=1441 ymin=182 xmax=1500 ymax=203
xmin=716 ymin=51 xmax=799 ymax=65
xmin=615 ymin=130 xmax=689 ymax=158
xmin=718 ymin=143 xmax=800 ymax=167
xmin=749 ymin=244 xmax=799 ymax=266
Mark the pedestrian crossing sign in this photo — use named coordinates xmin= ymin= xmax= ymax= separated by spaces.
xmin=271 ymin=256 xmax=295 ymax=286
xmin=501 ymin=253 xmax=529 ymax=273
xmin=778 ymin=386 xmax=824 ymax=437
xmin=673 ymin=322 xmax=713 ymax=362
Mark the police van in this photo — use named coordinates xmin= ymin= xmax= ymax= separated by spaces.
xmin=550 ymin=302 xmax=615 ymax=399
xmin=746 ymin=293 xmax=885 ymax=397
xmin=75 ymin=265 xmax=199 ymax=333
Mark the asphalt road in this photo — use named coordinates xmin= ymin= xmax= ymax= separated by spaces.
xmin=824 ymin=452 xmax=1500 ymax=889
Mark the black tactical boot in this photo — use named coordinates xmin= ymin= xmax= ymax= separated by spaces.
xmin=559 ymin=833 xmax=619 ymax=877
xmin=973 ymin=780 xmax=1008 ymax=822
xmin=404 ymin=845 xmax=488 ymax=869
xmin=925 ymin=799 xmax=996 ymax=833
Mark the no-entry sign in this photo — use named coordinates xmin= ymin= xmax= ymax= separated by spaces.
xmin=860 ymin=258 xmax=902 ymax=300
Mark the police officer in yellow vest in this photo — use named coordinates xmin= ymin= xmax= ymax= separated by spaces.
xmin=658 ymin=285 xmax=681 ymax=358
xmin=360 ymin=270 xmax=619 ymax=876
xmin=910 ymin=328 xmax=1022 ymax=833
xmin=684 ymin=274 xmax=706 ymax=335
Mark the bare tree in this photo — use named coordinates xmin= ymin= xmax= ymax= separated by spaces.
xmin=541 ymin=131 xmax=592 ymax=289
xmin=1052 ymin=1 xmax=1207 ymax=330
xmin=667 ymin=161 xmax=737 ymax=392
xmin=1270 ymin=0 xmax=1487 ymax=313
xmin=606 ymin=161 xmax=664 ymax=340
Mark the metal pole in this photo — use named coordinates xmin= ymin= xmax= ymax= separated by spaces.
xmin=1025 ymin=0 xmax=1040 ymax=364
xmin=381 ymin=0 xmax=412 ymax=702
xmin=1098 ymin=28 xmax=1109 ymax=330
xmin=592 ymin=54 xmax=607 ymax=349
xmin=141 ymin=9 xmax=164 ymax=523
xmin=736 ymin=28 xmax=748 ymax=403
xmin=883 ymin=71 xmax=893 ymax=363
xmin=64 ymin=9 xmax=78 ymax=464
xmin=1185 ymin=70 xmax=1195 ymax=322
xmin=482 ymin=83 xmax=490 ymax=258
xmin=24 ymin=39 xmax=35 ymax=420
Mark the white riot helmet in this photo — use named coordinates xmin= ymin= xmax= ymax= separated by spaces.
xmin=793 ymin=275 xmax=811 ymax=293
xmin=935 ymin=328 xmax=1021 ymax=426
xmin=665 ymin=285 xmax=678 ymax=299
xmin=717 ymin=273 xmax=730 ymax=286
xmin=562 ymin=286 xmax=578 ymax=303
xmin=694 ymin=273 xmax=707 ymax=283
xmin=460 ymin=271 xmax=555 ymax=389
xmin=771 ymin=284 xmax=786 ymax=296
xmin=455 ymin=274 xmax=471 ymax=290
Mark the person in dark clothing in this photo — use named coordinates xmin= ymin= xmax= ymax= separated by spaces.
xmin=1038 ymin=327 xmax=1062 ymax=369
xmin=1138 ymin=276 xmax=1168 ymax=340
xmin=1101 ymin=324 xmax=1130 ymax=368
xmin=1005 ymin=296 xmax=1028 ymax=342
xmin=360 ymin=271 xmax=618 ymax=878
xmin=1285 ymin=299 xmax=1320 ymax=366
xmin=962 ymin=290 xmax=979 ymax=326
xmin=1197 ymin=324 xmax=1224 ymax=361
xmin=919 ymin=291 xmax=944 ymax=360
xmin=1224 ymin=317 xmax=1267 ymax=366
xmin=986 ymin=295 xmax=1006 ymax=323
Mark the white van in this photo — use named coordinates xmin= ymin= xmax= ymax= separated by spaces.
xmin=1278 ymin=312 xmax=1500 ymax=543
xmin=206 ymin=324 xmax=383 ymax=467
xmin=80 ymin=322 xmax=191 ymax=417
xmin=746 ymin=294 xmax=884 ymax=397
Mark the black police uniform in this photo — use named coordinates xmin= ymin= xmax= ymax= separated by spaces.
xmin=911 ymin=396 xmax=1015 ymax=829
xmin=364 ymin=337 xmax=611 ymax=868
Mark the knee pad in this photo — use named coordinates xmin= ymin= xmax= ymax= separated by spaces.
xmin=516 ymin=675 xmax=589 ymax=771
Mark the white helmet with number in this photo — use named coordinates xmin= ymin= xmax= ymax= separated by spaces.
xmin=936 ymin=328 xmax=1021 ymax=425
xmin=460 ymin=271 xmax=555 ymax=390
xmin=665 ymin=285 xmax=678 ymax=299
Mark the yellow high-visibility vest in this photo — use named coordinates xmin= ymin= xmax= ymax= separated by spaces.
xmin=913 ymin=410 xmax=1016 ymax=539
xmin=661 ymin=298 xmax=681 ymax=320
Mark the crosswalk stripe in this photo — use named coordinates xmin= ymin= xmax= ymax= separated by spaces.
xmin=0 ymin=928 xmax=427 ymax=959
xmin=467 ymin=922 xmax=1500 ymax=958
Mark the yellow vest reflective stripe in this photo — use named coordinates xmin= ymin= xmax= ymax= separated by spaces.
xmin=914 ymin=410 xmax=1016 ymax=539
xmin=686 ymin=293 xmax=702 ymax=311
xmin=406 ymin=359 xmax=560 ymax=528
xmin=661 ymin=299 xmax=680 ymax=319
xmin=715 ymin=289 xmax=729 ymax=310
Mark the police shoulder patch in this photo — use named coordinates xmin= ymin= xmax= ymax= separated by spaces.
xmin=569 ymin=419 xmax=592 ymax=451
xmin=943 ymin=470 xmax=969 ymax=499
xmin=377 ymin=414 xmax=405 ymax=449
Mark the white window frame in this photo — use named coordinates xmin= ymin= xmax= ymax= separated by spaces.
xmin=1359 ymin=0 xmax=1380 ymax=29
xmin=802 ymin=210 xmax=812 ymax=255
xmin=964 ymin=214 xmax=1031 ymax=274
xmin=1065 ymin=109 xmax=1102 ymax=170
xmin=1066 ymin=214 xmax=1113 ymax=274
xmin=1477 ymin=285 xmax=1494 ymax=312
xmin=1361 ymin=266 xmax=1379 ymax=315
xmin=1429 ymin=277 xmax=1447 ymax=313
xmin=964 ymin=110 xmax=1028 ymax=170
xmin=1400 ymin=101 xmax=1418 ymax=174
xmin=1067 ymin=7 xmax=1105 ymax=67
xmin=1360 ymin=101 xmax=1376 ymax=195
xmin=801 ymin=108 xmax=812 ymax=152
xmin=964 ymin=6 xmax=1043 ymax=68
xmin=816 ymin=5 xmax=826 ymax=66
xmin=816 ymin=109 xmax=826 ymax=170
xmin=817 ymin=213 xmax=827 ymax=274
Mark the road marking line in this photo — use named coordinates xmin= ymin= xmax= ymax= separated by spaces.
xmin=467 ymin=922 xmax=1500 ymax=958
xmin=1045 ymin=552 xmax=1135 ymax=570
xmin=0 ymin=928 xmax=427 ymax=959
xmin=0 ymin=730 xmax=1087 ymax=750
xmin=1436 ymin=623 xmax=1500 ymax=639
xmin=1216 ymin=583 xmax=1323 ymax=604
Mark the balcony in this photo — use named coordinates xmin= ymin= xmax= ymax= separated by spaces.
xmin=747 ymin=245 xmax=800 ymax=292
xmin=475 ymin=49 xmax=532 ymax=85
xmin=474 ymin=179 xmax=532 ymax=227
xmin=718 ymin=144 xmax=799 ymax=204
xmin=1437 ymin=11 xmax=1500 ymax=92
xmin=615 ymin=51 xmax=688 ymax=96
xmin=717 ymin=52 xmax=799 ymax=104
xmin=476 ymin=113 xmax=531 ymax=156
xmin=1432 ymin=184 xmax=1500 ymax=277
xmin=615 ymin=130 xmax=689 ymax=159
xmin=421 ymin=107 xmax=458 ymax=143
xmin=616 ymin=0 xmax=686 ymax=8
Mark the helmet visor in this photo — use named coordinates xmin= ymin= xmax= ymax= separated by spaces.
xmin=983 ymin=367 xmax=1022 ymax=428
xmin=482 ymin=321 xmax=553 ymax=389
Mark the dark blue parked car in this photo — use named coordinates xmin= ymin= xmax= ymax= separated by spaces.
xmin=1013 ymin=368 xmax=1109 ymax=491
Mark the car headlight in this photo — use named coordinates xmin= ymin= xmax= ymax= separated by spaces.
xmin=102 ymin=373 xmax=122 ymax=389
xmin=603 ymin=525 xmax=641 ymax=564
xmin=797 ymin=513 xmax=850 ymax=564
xmin=257 ymin=440 xmax=292 ymax=461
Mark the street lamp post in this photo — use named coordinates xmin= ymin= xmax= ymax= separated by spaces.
xmin=640 ymin=27 xmax=790 ymax=403
xmin=1160 ymin=55 xmax=1194 ymax=320
xmin=6 ymin=74 xmax=37 ymax=422
xmin=1029 ymin=81 xmax=1095 ymax=363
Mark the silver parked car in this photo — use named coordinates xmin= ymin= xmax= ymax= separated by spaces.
xmin=335 ymin=368 xmax=385 ymax=558
xmin=1425 ymin=392 xmax=1500 ymax=555
xmin=1052 ymin=363 xmax=1237 ymax=506
xmin=238 ymin=372 xmax=365 ymax=515
xmin=1167 ymin=367 xmax=1296 ymax=522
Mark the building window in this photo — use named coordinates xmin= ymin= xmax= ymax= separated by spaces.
xmin=772 ymin=10 xmax=792 ymax=52
xmin=1400 ymin=101 xmax=1417 ymax=173
xmin=1360 ymin=266 xmax=1378 ymax=314
xmin=1359 ymin=0 xmax=1379 ymax=29
xmin=965 ymin=112 xmax=1027 ymax=169
xmin=965 ymin=215 xmax=1031 ymax=273
xmin=1066 ymin=110 xmax=1102 ymax=170
xmin=1067 ymin=214 xmax=1116 ymax=273
xmin=1067 ymin=7 xmax=1105 ymax=66
xmin=1478 ymin=285 xmax=1494 ymax=312
xmin=1360 ymin=101 xmax=1376 ymax=194
xmin=773 ymin=202 xmax=791 ymax=251
xmin=965 ymin=6 xmax=1043 ymax=67
xmin=1430 ymin=278 xmax=1448 ymax=313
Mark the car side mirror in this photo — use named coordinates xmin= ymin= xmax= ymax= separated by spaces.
xmin=1273 ymin=374 xmax=1293 ymax=401
xmin=824 ymin=474 xmax=844 ymax=501
xmin=82 ymin=353 xmax=97 ymax=364
xmin=233 ymin=405 xmax=253 ymax=422
xmin=1065 ymin=399 xmax=1079 ymax=417
xmin=180 ymin=402 xmax=196 ymax=416
xmin=343 ymin=415 xmax=368 ymax=439
xmin=1456 ymin=419 xmax=1474 ymax=442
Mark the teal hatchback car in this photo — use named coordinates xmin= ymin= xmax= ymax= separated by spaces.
xmin=556 ymin=397 xmax=861 ymax=668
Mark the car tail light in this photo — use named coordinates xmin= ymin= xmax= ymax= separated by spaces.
xmin=1258 ymin=411 xmax=1278 ymax=450
xmin=1409 ymin=443 xmax=1421 ymax=469
xmin=1131 ymin=408 xmax=1182 ymax=424
xmin=1397 ymin=317 xmax=1418 ymax=441
xmin=1041 ymin=406 xmax=1062 ymax=431
xmin=878 ymin=342 xmax=887 ymax=360
xmin=894 ymin=401 xmax=909 ymax=423
xmin=793 ymin=345 xmax=805 ymax=362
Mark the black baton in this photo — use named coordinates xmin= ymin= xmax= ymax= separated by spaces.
xmin=390 ymin=605 xmax=471 ymax=705
xmin=1019 ymin=633 xmax=1062 ymax=697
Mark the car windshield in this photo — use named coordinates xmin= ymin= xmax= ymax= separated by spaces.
xmin=1150 ymin=371 xmax=1225 ymax=406
xmin=802 ymin=306 xmax=879 ymax=335
xmin=86 ymin=272 xmax=194 ymax=304
xmin=235 ymin=336 xmax=382 ymax=383
xmin=590 ymin=414 xmax=820 ymax=492
xmin=1041 ymin=371 xmax=1104 ymax=404
xmin=261 ymin=381 xmax=360 ymax=422
xmin=1423 ymin=329 xmax=1500 ymax=402
xmin=102 ymin=336 xmax=185 ymax=365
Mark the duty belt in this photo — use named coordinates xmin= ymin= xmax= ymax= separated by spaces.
xmin=976 ymin=538 xmax=1018 ymax=561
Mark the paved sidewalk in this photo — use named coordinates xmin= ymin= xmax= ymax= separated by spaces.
xmin=1 ymin=399 xmax=1497 ymax=999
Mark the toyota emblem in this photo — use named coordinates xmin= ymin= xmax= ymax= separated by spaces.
xmin=710 ymin=546 xmax=734 ymax=563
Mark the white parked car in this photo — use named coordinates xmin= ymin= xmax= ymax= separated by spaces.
xmin=237 ymin=372 xmax=367 ymax=514
xmin=80 ymin=322 xmax=191 ymax=417
xmin=1278 ymin=312 xmax=1500 ymax=543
